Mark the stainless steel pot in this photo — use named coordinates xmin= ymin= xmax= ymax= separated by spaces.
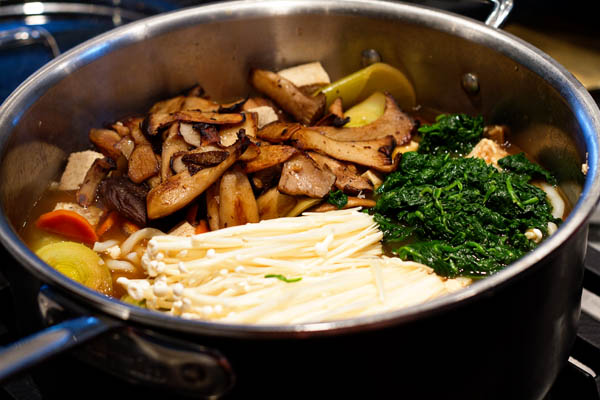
xmin=1 ymin=1 xmax=599 ymax=398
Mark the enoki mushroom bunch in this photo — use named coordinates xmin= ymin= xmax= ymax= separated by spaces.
xmin=118 ymin=209 xmax=470 ymax=324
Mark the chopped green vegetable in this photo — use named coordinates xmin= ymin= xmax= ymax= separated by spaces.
xmin=265 ymin=274 xmax=302 ymax=283
xmin=417 ymin=114 xmax=484 ymax=156
xmin=498 ymin=152 xmax=558 ymax=185
xmin=35 ymin=241 xmax=113 ymax=295
xmin=372 ymin=151 xmax=560 ymax=278
xmin=327 ymin=189 xmax=349 ymax=209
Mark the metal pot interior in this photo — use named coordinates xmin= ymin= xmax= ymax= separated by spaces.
xmin=0 ymin=0 xmax=598 ymax=335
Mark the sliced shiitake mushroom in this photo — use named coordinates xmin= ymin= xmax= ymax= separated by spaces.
xmin=218 ymin=97 xmax=248 ymax=113
xmin=181 ymin=96 xmax=219 ymax=112
xmin=278 ymin=153 xmax=336 ymax=198
xmin=256 ymin=122 xmax=302 ymax=143
xmin=219 ymin=112 xmax=258 ymax=146
xmin=252 ymin=165 xmax=282 ymax=191
xmin=243 ymin=144 xmax=297 ymax=173
xmin=146 ymin=135 xmax=249 ymax=219
xmin=250 ymin=68 xmax=325 ymax=125
xmin=122 ymin=117 xmax=150 ymax=146
xmin=111 ymin=122 xmax=130 ymax=137
xmin=76 ymin=157 xmax=115 ymax=207
xmin=149 ymin=95 xmax=185 ymax=113
xmin=257 ymin=186 xmax=297 ymax=220
xmin=161 ymin=123 xmax=189 ymax=182
xmin=313 ymin=94 xmax=414 ymax=145
xmin=89 ymin=128 xmax=122 ymax=160
xmin=238 ymin=141 xmax=261 ymax=162
xmin=100 ymin=176 xmax=149 ymax=227
xmin=218 ymin=165 xmax=259 ymax=228
xmin=128 ymin=144 xmax=159 ymax=183
xmin=179 ymin=122 xmax=221 ymax=148
xmin=114 ymin=135 xmax=135 ymax=160
xmin=307 ymin=152 xmax=373 ymax=194
xmin=291 ymin=128 xmax=398 ymax=173
xmin=143 ymin=110 xmax=245 ymax=136
xmin=205 ymin=181 xmax=220 ymax=231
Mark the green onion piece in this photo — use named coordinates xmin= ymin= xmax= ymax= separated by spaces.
xmin=265 ymin=274 xmax=302 ymax=283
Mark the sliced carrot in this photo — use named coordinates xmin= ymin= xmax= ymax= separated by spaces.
xmin=36 ymin=209 xmax=98 ymax=244
xmin=96 ymin=211 xmax=121 ymax=237
xmin=195 ymin=219 xmax=209 ymax=234
xmin=122 ymin=220 xmax=141 ymax=235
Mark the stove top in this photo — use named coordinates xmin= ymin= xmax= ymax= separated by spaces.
xmin=2 ymin=1 xmax=600 ymax=399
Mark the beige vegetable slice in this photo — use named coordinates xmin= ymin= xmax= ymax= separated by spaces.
xmin=243 ymin=144 xmax=297 ymax=173
xmin=312 ymin=94 xmax=414 ymax=145
xmin=278 ymin=153 xmax=336 ymax=198
xmin=246 ymin=106 xmax=279 ymax=129
xmin=206 ymin=181 xmax=220 ymax=231
xmin=250 ymin=68 xmax=325 ymax=125
xmin=146 ymin=137 xmax=246 ymax=219
xmin=168 ymin=221 xmax=196 ymax=237
xmin=291 ymin=128 xmax=398 ymax=172
xmin=309 ymin=197 xmax=376 ymax=212
xmin=128 ymin=144 xmax=159 ymax=183
xmin=59 ymin=150 xmax=104 ymax=191
xmin=257 ymin=186 xmax=297 ymax=220
xmin=307 ymin=152 xmax=373 ymax=194
xmin=218 ymin=166 xmax=259 ymax=228
xmin=277 ymin=61 xmax=331 ymax=88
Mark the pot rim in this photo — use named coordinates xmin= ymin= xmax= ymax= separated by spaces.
xmin=1 ymin=0 xmax=599 ymax=338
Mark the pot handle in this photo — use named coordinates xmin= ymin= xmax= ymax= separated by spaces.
xmin=0 ymin=315 xmax=117 ymax=382
xmin=0 ymin=26 xmax=60 ymax=57
xmin=484 ymin=0 xmax=514 ymax=28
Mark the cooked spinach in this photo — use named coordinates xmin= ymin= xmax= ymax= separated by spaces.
xmin=498 ymin=152 xmax=558 ymax=185
xmin=417 ymin=114 xmax=484 ymax=156
xmin=372 ymin=122 xmax=560 ymax=278
xmin=327 ymin=189 xmax=349 ymax=209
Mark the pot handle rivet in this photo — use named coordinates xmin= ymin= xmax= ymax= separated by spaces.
xmin=361 ymin=49 xmax=382 ymax=67
xmin=461 ymin=72 xmax=480 ymax=95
